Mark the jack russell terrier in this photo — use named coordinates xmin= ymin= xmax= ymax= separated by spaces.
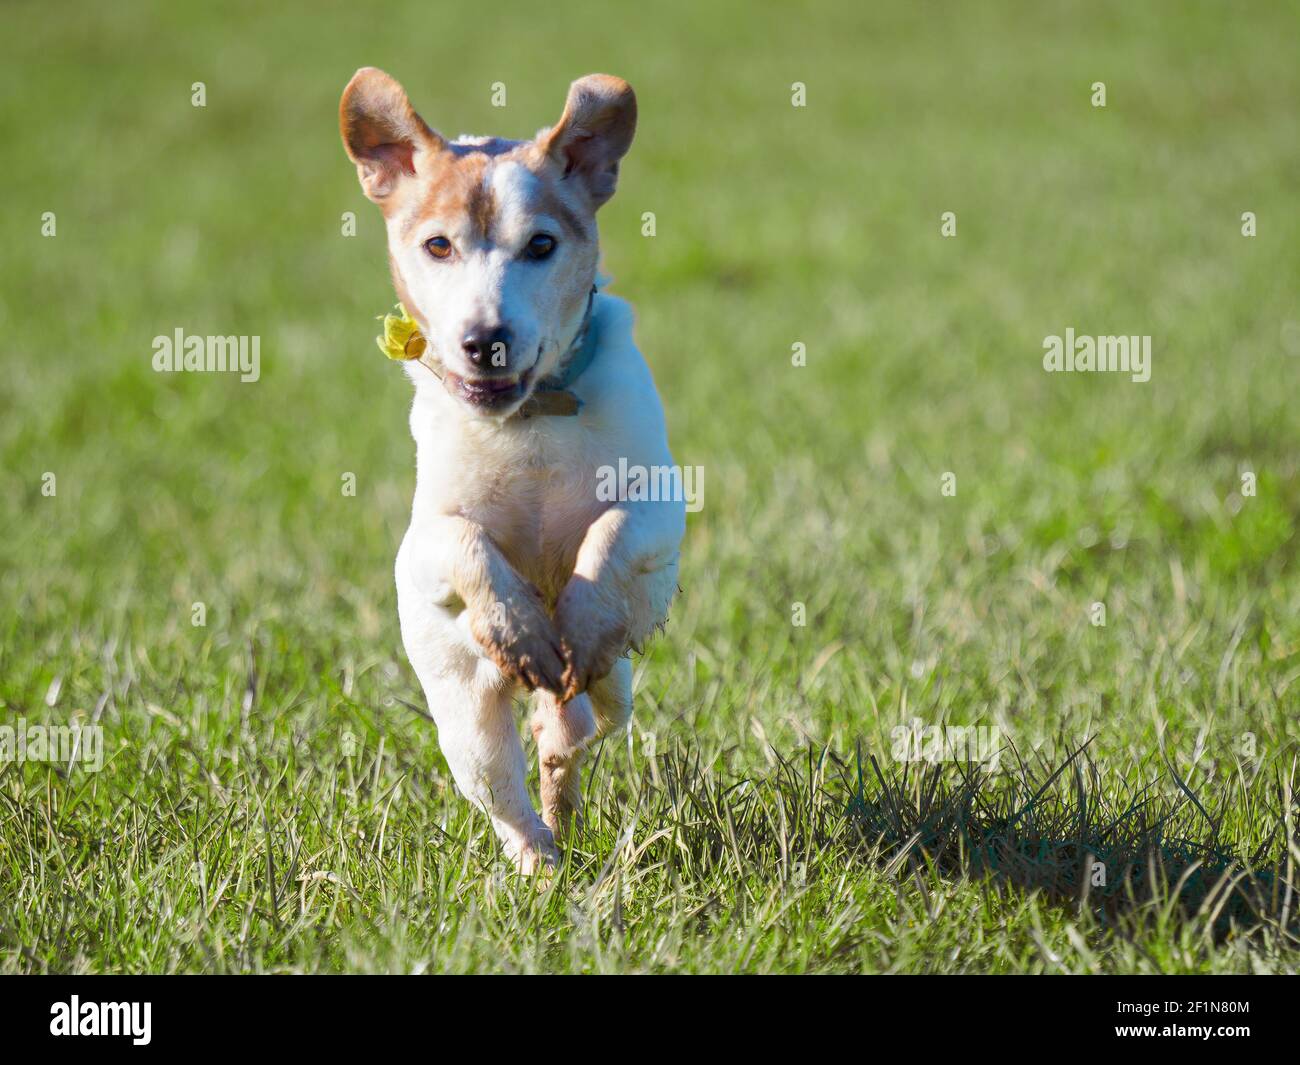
xmin=340 ymin=68 xmax=684 ymax=872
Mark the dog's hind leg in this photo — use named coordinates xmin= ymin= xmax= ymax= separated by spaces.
xmin=531 ymin=656 xmax=634 ymax=834
xmin=588 ymin=655 xmax=633 ymax=739
xmin=531 ymin=691 xmax=596 ymax=838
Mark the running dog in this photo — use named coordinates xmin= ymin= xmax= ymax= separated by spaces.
xmin=340 ymin=68 xmax=684 ymax=872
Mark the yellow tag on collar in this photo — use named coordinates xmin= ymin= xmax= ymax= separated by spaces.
xmin=373 ymin=300 xmax=585 ymax=418
xmin=376 ymin=304 xmax=427 ymax=361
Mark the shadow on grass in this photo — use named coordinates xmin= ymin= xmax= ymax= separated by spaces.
xmin=841 ymin=739 xmax=1299 ymax=941
xmin=620 ymin=737 xmax=1300 ymax=944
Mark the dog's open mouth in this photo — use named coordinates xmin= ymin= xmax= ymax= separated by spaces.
xmin=444 ymin=369 xmax=533 ymax=412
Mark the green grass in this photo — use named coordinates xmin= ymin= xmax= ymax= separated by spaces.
xmin=2 ymin=0 xmax=1299 ymax=973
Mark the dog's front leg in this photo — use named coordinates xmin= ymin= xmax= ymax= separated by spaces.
xmin=554 ymin=500 xmax=684 ymax=702
xmin=397 ymin=517 xmax=567 ymax=871
xmin=409 ymin=514 xmax=568 ymax=696
xmin=422 ymin=673 xmax=558 ymax=872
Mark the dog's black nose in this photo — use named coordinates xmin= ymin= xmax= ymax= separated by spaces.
xmin=461 ymin=326 xmax=512 ymax=368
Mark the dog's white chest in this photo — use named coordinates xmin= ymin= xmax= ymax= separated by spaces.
xmin=460 ymin=441 xmax=611 ymax=597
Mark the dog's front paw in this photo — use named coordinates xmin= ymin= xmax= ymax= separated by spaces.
xmin=469 ymin=585 xmax=567 ymax=696
xmin=554 ymin=575 xmax=630 ymax=703
xmin=500 ymin=823 xmax=560 ymax=876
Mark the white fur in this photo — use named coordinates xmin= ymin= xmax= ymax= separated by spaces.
xmin=395 ymin=294 xmax=684 ymax=870
xmin=385 ymin=157 xmax=589 ymax=391
xmin=342 ymin=69 xmax=674 ymax=871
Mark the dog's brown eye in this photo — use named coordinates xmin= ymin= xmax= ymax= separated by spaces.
xmin=525 ymin=233 xmax=557 ymax=261
xmin=424 ymin=236 xmax=453 ymax=260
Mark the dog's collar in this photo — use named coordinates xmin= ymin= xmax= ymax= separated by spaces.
xmin=519 ymin=285 xmax=598 ymax=417
xmin=376 ymin=285 xmax=599 ymax=419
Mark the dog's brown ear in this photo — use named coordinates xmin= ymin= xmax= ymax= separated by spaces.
xmin=340 ymin=67 xmax=445 ymax=203
xmin=542 ymin=74 xmax=636 ymax=208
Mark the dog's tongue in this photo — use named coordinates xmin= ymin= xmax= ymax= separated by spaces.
xmin=477 ymin=378 xmax=520 ymax=394
xmin=451 ymin=373 xmax=518 ymax=394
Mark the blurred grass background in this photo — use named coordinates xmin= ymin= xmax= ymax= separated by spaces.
xmin=1 ymin=0 xmax=1298 ymax=973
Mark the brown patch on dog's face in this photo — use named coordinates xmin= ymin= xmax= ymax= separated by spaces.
xmin=467 ymin=178 xmax=496 ymax=241
xmin=341 ymin=70 xmax=637 ymax=417
xmin=399 ymin=149 xmax=492 ymax=243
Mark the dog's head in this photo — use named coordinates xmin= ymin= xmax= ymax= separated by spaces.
xmin=340 ymin=68 xmax=635 ymax=417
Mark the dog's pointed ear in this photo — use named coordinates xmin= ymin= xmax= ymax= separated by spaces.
xmin=541 ymin=74 xmax=636 ymax=208
xmin=340 ymin=67 xmax=445 ymax=203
